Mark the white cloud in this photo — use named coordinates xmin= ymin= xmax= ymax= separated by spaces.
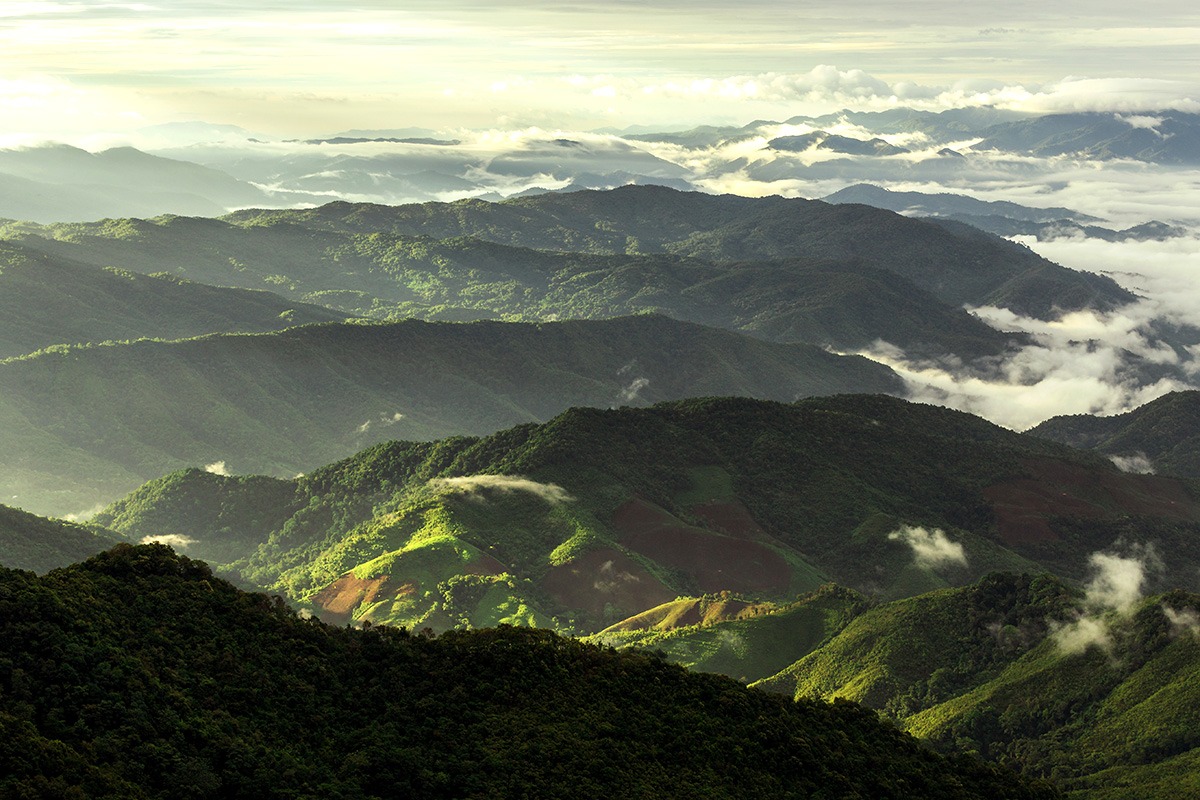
xmin=204 ymin=461 xmax=229 ymax=475
xmin=1053 ymin=546 xmax=1161 ymax=654
xmin=1109 ymin=453 xmax=1155 ymax=474
xmin=60 ymin=503 xmax=106 ymax=523
xmin=356 ymin=411 xmax=405 ymax=435
xmin=140 ymin=533 xmax=197 ymax=549
xmin=1053 ymin=615 xmax=1113 ymax=655
xmin=617 ymin=377 xmax=650 ymax=404
xmin=429 ymin=474 xmax=574 ymax=505
xmin=887 ymin=525 xmax=967 ymax=569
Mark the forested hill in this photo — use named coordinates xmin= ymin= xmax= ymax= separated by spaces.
xmin=0 ymin=315 xmax=899 ymax=517
xmin=0 ymin=544 xmax=1055 ymax=800
xmin=1031 ymin=390 xmax=1200 ymax=478
xmin=221 ymin=185 xmax=1132 ymax=317
xmin=0 ymin=240 xmax=347 ymax=359
xmin=94 ymin=394 xmax=1200 ymax=634
xmin=0 ymin=503 xmax=119 ymax=574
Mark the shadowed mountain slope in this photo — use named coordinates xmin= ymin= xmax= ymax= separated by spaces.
xmin=3 ymin=207 xmax=1015 ymax=358
xmin=0 ymin=504 xmax=120 ymax=574
xmin=0 ymin=240 xmax=346 ymax=358
xmin=1030 ymin=391 xmax=1200 ymax=478
xmin=0 ymin=315 xmax=899 ymax=516
xmin=221 ymin=186 xmax=1133 ymax=318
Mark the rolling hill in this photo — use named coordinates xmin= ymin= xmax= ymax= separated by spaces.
xmin=0 ymin=315 xmax=900 ymax=517
xmin=0 ymin=240 xmax=347 ymax=358
xmin=1030 ymin=391 xmax=1200 ymax=478
xmin=3 ymin=203 xmax=1017 ymax=359
xmin=221 ymin=186 xmax=1132 ymax=318
xmin=92 ymin=394 xmax=1200 ymax=636
xmin=753 ymin=573 xmax=1200 ymax=800
xmin=0 ymin=503 xmax=120 ymax=574
xmin=0 ymin=143 xmax=278 ymax=222
xmin=3 ymin=187 xmax=1132 ymax=354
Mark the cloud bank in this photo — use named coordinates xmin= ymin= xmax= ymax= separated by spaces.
xmin=429 ymin=475 xmax=574 ymax=505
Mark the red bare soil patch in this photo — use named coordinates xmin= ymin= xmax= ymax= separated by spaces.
xmin=540 ymin=548 xmax=675 ymax=626
xmin=465 ymin=554 xmax=507 ymax=576
xmin=612 ymin=498 xmax=792 ymax=595
xmin=310 ymin=574 xmax=416 ymax=626
xmin=984 ymin=458 xmax=1200 ymax=547
xmin=308 ymin=551 xmax=503 ymax=626
xmin=692 ymin=501 xmax=765 ymax=540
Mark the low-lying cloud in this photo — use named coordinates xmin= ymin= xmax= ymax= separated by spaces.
xmin=61 ymin=503 xmax=106 ymax=523
xmin=204 ymin=461 xmax=230 ymax=476
xmin=1109 ymin=453 xmax=1156 ymax=474
xmin=140 ymin=533 xmax=198 ymax=550
xmin=429 ymin=474 xmax=574 ymax=505
xmin=1053 ymin=545 xmax=1161 ymax=654
xmin=888 ymin=525 xmax=968 ymax=569
xmin=356 ymin=411 xmax=405 ymax=435
xmin=617 ymin=376 xmax=650 ymax=404
xmin=1164 ymin=606 xmax=1200 ymax=637
xmin=861 ymin=297 xmax=1196 ymax=431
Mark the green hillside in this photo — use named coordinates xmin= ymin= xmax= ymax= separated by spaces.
xmin=3 ymin=207 xmax=1013 ymax=358
xmin=0 ymin=543 xmax=1055 ymax=799
xmin=94 ymin=395 xmax=1200 ymax=635
xmin=0 ymin=240 xmax=347 ymax=358
xmin=221 ymin=185 xmax=1132 ymax=317
xmin=590 ymin=584 xmax=868 ymax=683
xmin=231 ymin=187 xmax=1132 ymax=316
xmin=0 ymin=315 xmax=899 ymax=517
xmin=1031 ymin=391 xmax=1200 ymax=478
xmin=3 ymin=185 xmax=1136 ymax=360
xmin=0 ymin=504 xmax=121 ymax=574
xmin=755 ymin=573 xmax=1200 ymax=799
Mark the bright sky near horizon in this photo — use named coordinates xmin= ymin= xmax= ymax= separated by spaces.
xmin=2 ymin=1 xmax=1200 ymax=136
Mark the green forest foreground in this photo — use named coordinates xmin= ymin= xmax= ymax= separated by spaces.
xmin=0 ymin=544 xmax=1055 ymax=800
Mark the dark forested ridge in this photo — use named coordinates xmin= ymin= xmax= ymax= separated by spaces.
xmin=1031 ymin=390 xmax=1200 ymax=478
xmin=0 ymin=544 xmax=1055 ymax=800
xmin=0 ymin=315 xmax=899 ymax=517
xmin=0 ymin=503 xmax=120 ymax=574
xmin=0 ymin=240 xmax=347 ymax=359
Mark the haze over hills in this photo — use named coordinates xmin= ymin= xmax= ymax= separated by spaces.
xmin=0 ymin=203 xmax=1016 ymax=358
xmin=0 ymin=315 xmax=899 ymax=517
xmin=0 ymin=144 xmax=289 ymax=222
xmin=821 ymin=185 xmax=1186 ymax=243
xmin=0 ymin=503 xmax=121 ymax=574
xmin=0 ymin=240 xmax=347 ymax=359
xmin=7 ymin=1 xmax=1200 ymax=796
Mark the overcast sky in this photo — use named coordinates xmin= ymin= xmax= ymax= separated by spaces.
xmin=3 ymin=1 xmax=1200 ymax=136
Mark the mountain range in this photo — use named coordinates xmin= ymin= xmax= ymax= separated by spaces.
xmin=0 ymin=315 xmax=899 ymax=516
